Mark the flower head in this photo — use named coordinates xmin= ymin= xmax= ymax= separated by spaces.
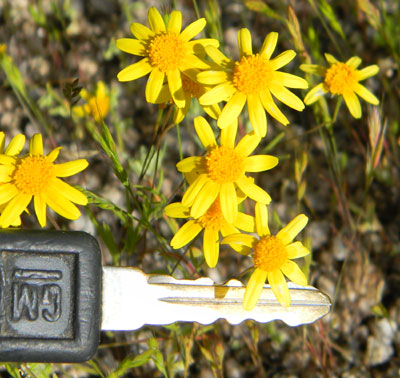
xmin=197 ymin=29 xmax=308 ymax=136
xmin=223 ymin=203 xmax=310 ymax=310
xmin=116 ymin=7 xmax=219 ymax=108
xmin=177 ymin=116 xmax=278 ymax=224
xmin=300 ymin=53 xmax=379 ymax=118
xmin=165 ymin=196 xmax=254 ymax=267
xmin=0 ymin=133 xmax=88 ymax=228
xmin=73 ymin=81 xmax=110 ymax=122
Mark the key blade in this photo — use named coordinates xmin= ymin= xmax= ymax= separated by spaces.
xmin=101 ymin=267 xmax=331 ymax=331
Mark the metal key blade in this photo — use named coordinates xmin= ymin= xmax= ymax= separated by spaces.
xmin=101 ymin=267 xmax=331 ymax=331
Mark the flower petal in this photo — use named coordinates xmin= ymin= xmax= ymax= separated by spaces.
xmin=53 ymin=159 xmax=89 ymax=177
xmin=199 ymin=82 xmax=236 ymax=106
xmin=220 ymin=121 xmax=238 ymax=147
xmin=0 ymin=183 xmax=19 ymax=205
xmin=260 ymin=32 xmax=278 ymax=60
xmin=358 ymin=65 xmax=379 ymax=80
xmin=0 ymin=193 xmax=31 ymax=228
xmin=286 ymin=241 xmax=310 ymax=259
xmin=176 ymin=156 xmax=205 ymax=173
xmin=260 ymin=89 xmax=289 ymax=125
xmin=187 ymin=39 xmax=220 ymax=56
xmin=116 ymin=38 xmax=147 ymax=56
xmin=194 ymin=116 xmax=217 ymax=150
xmin=204 ymin=45 xmax=232 ymax=68
xmin=343 ymin=90 xmax=362 ymax=118
xmin=203 ymin=228 xmax=219 ymax=268
xmin=277 ymin=214 xmax=308 ymax=245
xmin=269 ymin=50 xmax=296 ymax=71
xmin=217 ymin=91 xmax=247 ymax=129
xmin=50 ymin=178 xmax=88 ymax=205
xmin=299 ymin=64 xmax=326 ymax=76
xmin=353 ymin=83 xmax=379 ymax=105
xmin=170 ymin=220 xmax=202 ymax=248
xmin=243 ymin=268 xmax=268 ymax=311
xmin=268 ymin=270 xmax=290 ymax=307
xmin=222 ymin=233 xmax=257 ymax=248
xmin=236 ymin=176 xmax=271 ymax=204
xmin=117 ymin=58 xmax=152 ymax=82
xmin=164 ymin=202 xmax=190 ymax=218
xmin=180 ymin=18 xmax=206 ymax=42
xmin=269 ymin=84 xmax=305 ymax=111
xmin=181 ymin=174 xmax=209 ymax=207
xmin=46 ymin=147 xmax=62 ymax=163
xmin=346 ymin=56 xmax=362 ymax=69
xmin=303 ymin=83 xmax=327 ymax=105
xmin=197 ymin=70 xmax=230 ymax=85
xmin=234 ymin=212 xmax=255 ymax=233
xmin=34 ymin=193 xmax=47 ymax=227
xmin=45 ymin=191 xmax=81 ymax=220
xmin=281 ymin=260 xmax=308 ymax=285
xmin=130 ymin=22 xmax=154 ymax=40
xmin=238 ymin=28 xmax=252 ymax=57
xmin=244 ymin=155 xmax=279 ymax=172
xmin=167 ymin=69 xmax=185 ymax=108
xmin=30 ymin=134 xmax=43 ymax=155
xmin=220 ymin=182 xmax=237 ymax=223
xmin=190 ymin=180 xmax=220 ymax=218
xmin=145 ymin=68 xmax=165 ymax=103
xmin=324 ymin=53 xmax=338 ymax=64
xmin=4 ymin=134 xmax=25 ymax=156
xmin=247 ymin=93 xmax=267 ymax=137
xmin=167 ymin=10 xmax=182 ymax=33
xmin=148 ymin=7 xmax=166 ymax=33
xmin=234 ymin=132 xmax=261 ymax=157
xmin=255 ymin=202 xmax=270 ymax=237
xmin=273 ymin=72 xmax=309 ymax=88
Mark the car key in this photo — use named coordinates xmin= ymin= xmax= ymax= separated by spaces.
xmin=0 ymin=229 xmax=331 ymax=363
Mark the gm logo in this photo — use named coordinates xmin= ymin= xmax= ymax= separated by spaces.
xmin=0 ymin=251 xmax=75 ymax=339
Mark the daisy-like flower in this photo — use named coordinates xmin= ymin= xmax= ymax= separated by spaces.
xmin=222 ymin=203 xmax=310 ymax=310
xmin=0 ymin=131 xmax=25 ymax=227
xmin=116 ymin=7 xmax=219 ymax=108
xmin=0 ymin=133 xmax=88 ymax=228
xmin=73 ymin=81 xmax=110 ymax=122
xmin=300 ymin=54 xmax=379 ymax=118
xmin=165 ymin=196 xmax=254 ymax=268
xmin=177 ymin=116 xmax=278 ymax=224
xmin=197 ymin=28 xmax=308 ymax=136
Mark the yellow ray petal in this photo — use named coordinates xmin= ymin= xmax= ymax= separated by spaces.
xmin=203 ymin=103 xmax=222 ymax=120
xmin=50 ymin=178 xmax=88 ymax=205
xmin=199 ymin=82 xmax=236 ymax=106
xmin=274 ymin=72 xmax=309 ymax=88
xmin=259 ymin=90 xmax=289 ymax=126
xmin=221 ymin=233 xmax=257 ymax=248
xmin=234 ymin=132 xmax=261 ymax=157
xmin=205 ymin=45 xmax=232 ymax=68
xmin=170 ymin=220 xmax=202 ymax=248
xmin=46 ymin=147 xmax=62 ymax=163
xmin=180 ymin=54 xmax=212 ymax=71
xmin=353 ymin=83 xmax=379 ymax=105
xmin=0 ymin=132 xmax=4 ymax=152
xmin=238 ymin=28 xmax=252 ymax=57
xmin=5 ymin=134 xmax=25 ymax=156
xmin=176 ymin=156 xmax=204 ymax=173
xmin=30 ymin=134 xmax=43 ymax=155
xmin=220 ymin=182 xmax=237 ymax=224
xmin=46 ymin=191 xmax=81 ymax=220
xmin=116 ymin=38 xmax=147 ymax=56
xmin=194 ymin=116 xmax=217 ymax=150
xmin=181 ymin=174 xmax=209 ymax=207
xmin=346 ymin=56 xmax=362 ymax=69
xmin=130 ymin=22 xmax=154 ymax=40
xmin=34 ymin=193 xmax=47 ymax=228
xmin=197 ymin=70 xmax=230 ymax=85
xmin=299 ymin=64 xmax=326 ymax=76
xmin=187 ymin=39 xmax=220 ymax=56
xmin=203 ymin=228 xmax=219 ymax=268
xmin=220 ymin=121 xmax=238 ymax=147
xmin=268 ymin=270 xmax=290 ymax=307
xmin=343 ymin=90 xmax=362 ymax=118
xmin=260 ymin=32 xmax=278 ymax=60
xmin=324 ymin=53 xmax=338 ymax=65
xmin=303 ymin=83 xmax=327 ymax=105
xmin=286 ymin=241 xmax=310 ymax=259
xmin=277 ymin=214 xmax=308 ymax=245
xmin=269 ymin=50 xmax=296 ymax=71
xmin=167 ymin=69 xmax=185 ymax=108
xmin=247 ymin=93 xmax=267 ymax=137
xmin=0 ymin=193 xmax=31 ymax=228
xmin=0 ymin=155 xmax=15 ymax=165
xmin=0 ymin=165 xmax=14 ymax=182
xmin=244 ymin=155 xmax=278 ymax=172
xmin=217 ymin=91 xmax=247 ymax=129
xmin=0 ymin=183 xmax=19 ymax=205
xmin=255 ymin=202 xmax=269 ymax=237
xmin=236 ymin=177 xmax=271 ymax=204
xmin=145 ymin=68 xmax=165 ymax=103
xmin=167 ymin=10 xmax=182 ymax=33
xmin=281 ymin=260 xmax=308 ymax=285
xmin=243 ymin=269 xmax=268 ymax=311
xmin=117 ymin=58 xmax=152 ymax=82
xmin=53 ymin=159 xmax=89 ymax=177
xmin=269 ymin=84 xmax=305 ymax=111
xmin=148 ymin=7 xmax=166 ymax=33
xmin=358 ymin=65 xmax=379 ymax=81
xmin=154 ymin=84 xmax=171 ymax=104
xmin=164 ymin=202 xmax=190 ymax=218
xmin=190 ymin=180 xmax=220 ymax=218
xmin=180 ymin=18 xmax=206 ymax=42
xmin=234 ymin=212 xmax=255 ymax=233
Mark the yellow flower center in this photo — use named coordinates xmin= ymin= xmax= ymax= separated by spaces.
xmin=182 ymin=75 xmax=203 ymax=98
xmin=253 ymin=235 xmax=287 ymax=272
xmin=233 ymin=54 xmax=273 ymax=95
xmin=198 ymin=199 xmax=226 ymax=230
xmin=13 ymin=155 xmax=55 ymax=195
xmin=148 ymin=32 xmax=186 ymax=73
xmin=206 ymin=146 xmax=244 ymax=184
xmin=324 ymin=62 xmax=359 ymax=95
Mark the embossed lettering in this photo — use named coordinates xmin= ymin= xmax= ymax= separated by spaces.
xmin=12 ymin=283 xmax=39 ymax=321
xmin=42 ymin=285 xmax=61 ymax=322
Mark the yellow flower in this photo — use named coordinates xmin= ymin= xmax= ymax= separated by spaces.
xmin=165 ymin=197 xmax=254 ymax=267
xmin=177 ymin=116 xmax=278 ymax=224
xmin=116 ymin=7 xmax=219 ymax=108
xmin=223 ymin=203 xmax=310 ymax=310
xmin=197 ymin=29 xmax=308 ymax=136
xmin=0 ymin=132 xmax=26 ymax=227
xmin=0 ymin=133 xmax=88 ymax=228
xmin=300 ymin=54 xmax=379 ymax=118
xmin=73 ymin=81 xmax=110 ymax=122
